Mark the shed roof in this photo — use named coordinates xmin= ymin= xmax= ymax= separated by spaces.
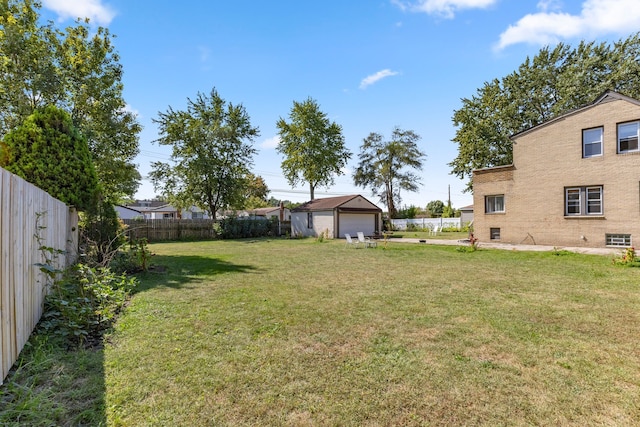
xmin=292 ymin=194 xmax=381 ymax=212
xmin=250 ymin=207 xmax=282 ymax=215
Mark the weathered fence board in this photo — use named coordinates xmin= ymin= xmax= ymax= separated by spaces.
xmin=123 ymin=219 xmax=218 ymax=241
xmin=122 ymin=218 xmax=285 ymax=242
xmin=0 ymin=167 xmax=77 ymax=384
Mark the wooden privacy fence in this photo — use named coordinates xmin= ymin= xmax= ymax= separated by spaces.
xmin=0 ymin=167 xmax=78 ymax=384
xmin=122 ymin=218 xmax=287 ymax=242
xmin=122 ymin=219 xmax=218 ymax=241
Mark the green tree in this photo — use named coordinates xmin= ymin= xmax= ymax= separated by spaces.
xmin=442 ymin=204 xmax=456 ymax=218
xmin=0 ymin=105 xmax=99 ymax=211
xmin=396 ymin=205 xmax=420 ymax=219
xmin=426 ymin=200 xmax=444 ymax=218
xmin=149 ymin=88 xmax=260 ymax=219
xmin=450 ymin=34 xmax=640 ymax=191
xmin=276 ymin=97 xmax=350 ymax=200
xmin=353 ymin=127 xmax=426 ymax=219
xmin=237 ymin=173 xmax=269 ymax=209
xmin=0 ymin=0 xmax=141 ymax=202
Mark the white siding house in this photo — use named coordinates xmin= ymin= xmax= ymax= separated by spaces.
xmin=115 ymin=205 xmax=144 ymax=220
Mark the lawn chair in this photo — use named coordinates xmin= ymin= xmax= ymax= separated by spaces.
xmin=357 ymin=232 xmax=377 ymax=248
xmin=345 ymin=233 xmax=360 ymax=248
xmin=429 ymin=224 xmax=441 ymax=237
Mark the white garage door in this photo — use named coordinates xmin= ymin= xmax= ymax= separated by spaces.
xmin=339 ymin=213 xmax=375 ymax=238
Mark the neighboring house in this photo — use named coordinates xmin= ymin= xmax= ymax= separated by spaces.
xmin=115 ymin=205 xmax=144 ymax=220
xmin=124 ymin=201 xmax=210 ymax=219
xmin=291 ymin=194 xmax=382 ymax=238
xmin=459 ymin=205 xmax=474 ymax=226
xmin=245 ymin=206 xmax=291 ymax=221
xmin=472 ymin=90 xmax=640 ymax=248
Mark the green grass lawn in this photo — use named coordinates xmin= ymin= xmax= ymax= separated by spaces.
xmin=388 ymin=230 xmax=469 ymax=240
xmin=1 ymin=238 xmax=638 ymax=426
xmin=100 ymin=238 xmax=640 ymax=426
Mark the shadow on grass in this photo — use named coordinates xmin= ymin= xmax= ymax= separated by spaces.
xmin=134 ymin=254 xmax=260 ymax=292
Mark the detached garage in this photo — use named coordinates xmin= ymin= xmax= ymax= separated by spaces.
xmin=291 ymin=195 xmax=383 ymax=238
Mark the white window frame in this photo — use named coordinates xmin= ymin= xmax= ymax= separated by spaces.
xmin=586 ymin=186 xmax=603 ymax=214
xmin=485 ymin=195 xmax=505 ymax=214
xmin=583 ymin=127 xmax=603 ymax=158
xmin=618 ymin=121 xmax=639 ymax=153
xmin=565 ymin=186 xmax=603 ymax=216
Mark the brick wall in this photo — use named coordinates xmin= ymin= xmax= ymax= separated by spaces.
xmin=473 ymin=95 xmax=640 ymax=248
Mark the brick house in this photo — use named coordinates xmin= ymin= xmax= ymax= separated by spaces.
xmin=472 ymin=91 xmax=640 ymax=248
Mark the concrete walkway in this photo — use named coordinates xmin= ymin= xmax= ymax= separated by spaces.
xmin=387 ymin=237 xmax=621 ymax=256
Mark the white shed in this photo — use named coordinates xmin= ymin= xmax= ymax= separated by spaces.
xmin=291 ymin=195 xmax=383 ymax=238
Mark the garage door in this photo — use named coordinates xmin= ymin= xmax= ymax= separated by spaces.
xmin=339 ymin=213 xmax=375 ymax=238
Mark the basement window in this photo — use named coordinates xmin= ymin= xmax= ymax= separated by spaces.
xmin=490 ymin=228 xmax=501 ymax=240
xmin=606 ymin=234 xmax=631 ymax=247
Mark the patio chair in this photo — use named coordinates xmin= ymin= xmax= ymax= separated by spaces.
xmin=429 ymin=224 xmax=441 ymax=236
xmin=357 ymin=232 xmax=377 ymax=248
xmin=345 ymin=233 xmax=359 ymax=248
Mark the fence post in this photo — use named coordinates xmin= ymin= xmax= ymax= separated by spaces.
xmin=65 ymin=207 xmax=78 ymax=266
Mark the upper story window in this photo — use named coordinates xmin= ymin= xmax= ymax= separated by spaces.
xmin=565 ymin=186 xmax=603 ymax=216
xmin=583 ymin=127 xmax=603 ymax=158
xmin=618 ymin=121 xmax=639 ymax=153
xmin=485 ymin=195 xmax=504 ymax=213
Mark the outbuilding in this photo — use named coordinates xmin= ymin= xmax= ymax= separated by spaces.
xmin=291 ymin=194 xmax=383 ymax=238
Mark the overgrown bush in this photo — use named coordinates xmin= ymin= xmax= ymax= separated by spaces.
xmin=612 ymin=247 xmax=640 ymax=267
xmin=39 ymin=264 xmax=136 ymax=347
xmin=110 ymin=238 xmax=152 ymax=274
xmin=456 ymin=233 xmax=479 ymax=253
xmin=80 ymin=199 xmax=126 ymax=266
xmin=0 ymin=105 xmax=100 ymax=212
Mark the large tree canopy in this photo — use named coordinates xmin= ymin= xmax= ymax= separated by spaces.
xmin=450 ymin=33 xmax=640 ymax=191
xmin=0 ymin=105 xmax=99 ymax=211
xmin=276 ymin=97 xmax=350 ymax=200
xmin=0 ymin=0 xmax=141 ymax=202
xmin=353 ymin=127 xmax=426 ymax=219
xmin=149 ymin=88 xmax=260 ymax=219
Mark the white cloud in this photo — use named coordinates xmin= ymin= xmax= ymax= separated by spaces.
xmin=261 ymin=135 xmax=281 ymax=149
xmin=359 ymin=69 xmax=399 ymax=89
xmin=536 ymin=0 xmax=562 ymax=13
xmin=42 ymin=0 xmax=116 ymax=26
xmin=123 ymin=104 xmax=140 ymax=118
xmin=496 ymin=0 xmax=640 ymax=50
xmin=198 ymin=46 xmax=211 ymax=63
xmin=392 ymin=0 xmax=497 ymax=19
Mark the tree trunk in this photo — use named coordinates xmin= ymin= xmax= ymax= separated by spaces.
xmin=310 ymin=183 xmax=315 ymax=200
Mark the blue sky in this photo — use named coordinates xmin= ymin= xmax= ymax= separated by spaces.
xmin=40 ymin=0 xmax=640 ymax=209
